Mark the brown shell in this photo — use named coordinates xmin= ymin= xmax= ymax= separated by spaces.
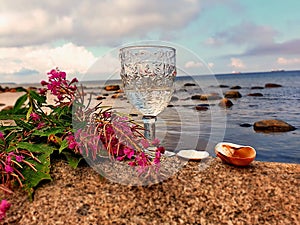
xmin=215 ymin=142 xmax=256 ymax=166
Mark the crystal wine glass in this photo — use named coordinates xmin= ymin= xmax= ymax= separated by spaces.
xmin=119 ymin=45 xmax=176 ymax=142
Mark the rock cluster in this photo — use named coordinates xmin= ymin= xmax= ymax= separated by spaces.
xmin=185 ymin=81 xmax=296 ymax=133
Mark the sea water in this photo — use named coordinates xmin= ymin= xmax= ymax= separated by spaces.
xmin=125 ymin=88 xmax=173 ymax=116
xmin=2 ymin=70 xmax=299 ymax=163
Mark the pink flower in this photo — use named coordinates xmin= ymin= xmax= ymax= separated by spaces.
xmin=15 ymin=155 xmax=24 ymax=162
xmin=128 ymin=161 xmax=136 ymax=166
xmin=37 ymin=122 xmax=45 ymax=130
xmin=154 ymin=151 xmax=161 ymax=165
xmin=140 ymin=139 xmax=150 ymax=149
xmin=151 ymin=138 xmax=160 ymax=146
xmin=40 ymin=80 xmax=48 ymax=86
xmin=4 ymin=164 xmax=13 ymax=173
xmin=0 ymin=199 xmax=11 ymax=221
xmin=70 ymin=77 xmax=78 ymax=84
xmin=156 ymin=146 xmax=165 ymax=154
xmin=38 ymin=88 xmax=47 ymax=95
xmin=0 ymin=132 xmax=4 ymax=140
xmin=66 ymin=135 xmax=79 ymax=150
xmin=124 ymin=147 xmax=134 ymax=159
xmin=30 ymin=112 xmax=40 ymax=121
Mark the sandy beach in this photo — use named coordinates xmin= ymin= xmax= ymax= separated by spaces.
xmin=1 ymin=158 xmax=299 ymax=224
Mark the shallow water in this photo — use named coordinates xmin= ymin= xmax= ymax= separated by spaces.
xmin=1 ymin=70 xmax=299 ymax=163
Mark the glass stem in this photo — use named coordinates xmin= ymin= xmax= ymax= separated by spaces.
xmin=142 ymin=116 xmax=157 ymax=141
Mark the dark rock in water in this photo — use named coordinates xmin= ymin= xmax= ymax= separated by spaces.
xmin=129 ymin=113 xmax=139 ymax=117
xmin=103 ymin=93 xmax=109 ymax=96
xmin=195 ymin=105 xmax=209 ymax=111
xmin=218 ymin=98 xmax=233 ymax=108
xmin=224 ymin=90 xmax=242 ymax=98
xmin=191 ymin=95 xmax=201 ymax=100
xmin=240 ymin=123 xmax=252 ymax=127
xmin=111 ymin=93 xmax=123 ymax=99
xmin=182 ymin=104 xmax=195 ymax=108
xmin=27 ymin=87 xmax=37 ymax=91
xmin=191 ymin=93 xmax=222 ymax=101
xmin=95 ymin=96 xmax=106 ymax=100
xmin=184 ymin=83 xmax=196 ymax=87
xmin=265 ymin=83 xmax=282 ymax=88
xmin=104 ymin=85 xmax=120 ymax=91
xmin=219 ymin=84 xmax=229 ymax=88
xmin=197 ymin=103 xmax=210 ymax=107
xmin=248 ymin=93 xmax=263 ymax=97
xmin=230 ymin=85 xmax=242 ymax=90
xmin=253 ymin=119 xmax=296 ymax=132
xmin=251 ymin=86 xmax=264 ymax=89
xmin=170 ymin=96 xmax=179 ymax=102
xmin=199 ymin=93 xmax=222 ymax=101
xmin=167 ymin=104 xmax=174 ymax=107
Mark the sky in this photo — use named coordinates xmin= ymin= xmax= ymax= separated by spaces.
xmin=1 ymin=0 xmax=300 ymax=83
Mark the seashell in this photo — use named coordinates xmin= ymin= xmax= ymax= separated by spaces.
xmin=215 ymin=142 xmax=256 ymax=166
xmin=176 ymin=150 xmax=209 ymax=161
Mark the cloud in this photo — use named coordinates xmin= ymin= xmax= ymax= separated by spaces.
xmin=277 ymin=57 xmax=300 ymax=65
xmin=206 ymin=21 xmax=279 ymax=47
xmin=0 ymin=0 xmax=202 ymax=47
xmin=244 ymin=39 xmax=300 ymax=56
xmin=184 ymin=60 xmax=203 ymax=68
xmin=0 ymin=42 xmax=97 ymax=83
xmin=229 ymin=58 xmax=245 ymax=69
xmin=15 ymin=68 xmax=39 ymax=76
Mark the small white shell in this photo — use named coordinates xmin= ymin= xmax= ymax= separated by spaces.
xmin=177 ymin=150 xmax=209 ymax=160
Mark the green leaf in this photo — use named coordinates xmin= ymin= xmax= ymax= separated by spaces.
xmin=26 ymin=105 xmax=33 ymax=121
xmin=59 ymin=139 xmax=69 ymax=153
xmin=62 ymin=150 xmax=83 ymax=169
xmin=32 ymin=127 xmax=66 ymax=137
xmin=17 ymin=142 xmax=56 ymax=154
xmin=29 ymin=90 xmax=46 ymax=105
xmin=15 ymin=119 xmax=35 ymax=131
xmin=13 ymin=93 xmax=28 ymax=112
xmin=17 ymin=143 xmax=56 ymax=197
xmin=21 ymin=150 xmax=52 ymax=198
xmin=16 ymin=87 xmax=27 ymax=92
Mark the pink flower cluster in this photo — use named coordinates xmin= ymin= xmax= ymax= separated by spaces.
xmin=0 ymin=199 xmax=11 ymax=221
xmin=39 ymin=68 xmax=78 ymax=106
xmin=66 ymin=112 xmax=164 ymax=172
xmin=1 ymin=151 xmax=24 ymax=174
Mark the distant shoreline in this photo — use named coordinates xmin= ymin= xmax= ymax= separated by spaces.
xmin=1 ymin=69 xmax=300 ymax=85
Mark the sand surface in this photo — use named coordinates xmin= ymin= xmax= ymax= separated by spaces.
xmin=1 ymin=158 xmax=299 ymax=225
